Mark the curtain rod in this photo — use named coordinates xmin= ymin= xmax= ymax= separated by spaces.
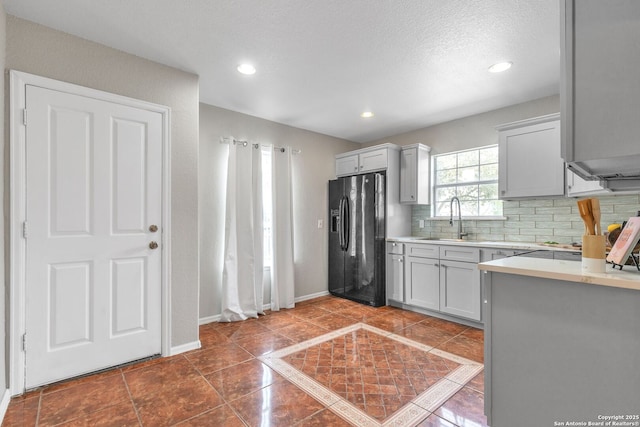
xmin=219 ymin=136 xmax=302 ymax=154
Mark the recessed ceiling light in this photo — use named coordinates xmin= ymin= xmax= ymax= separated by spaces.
xmin=360 ymin=111 xmax=374 ymax=118
xmin=488 ymin=62 xmax=513 ymax=73
xmin=237 ymin=64 xmax=256 ymax=75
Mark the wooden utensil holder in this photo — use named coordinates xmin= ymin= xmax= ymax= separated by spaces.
xmin=582 ymin=235 xmax=606 ymax=273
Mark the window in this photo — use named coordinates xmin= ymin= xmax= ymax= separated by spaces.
xmin=261 ymin=148 xmax=272 ymax=267
xmin=432 ymin=145 xmax=502 ymax=217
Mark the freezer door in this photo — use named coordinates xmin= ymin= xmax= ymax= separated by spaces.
xmin=328 ymin=179 xmax=345 ymax=295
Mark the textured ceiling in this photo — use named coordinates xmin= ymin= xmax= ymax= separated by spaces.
xmin=4 ymin=0 xmax=560 ymax=143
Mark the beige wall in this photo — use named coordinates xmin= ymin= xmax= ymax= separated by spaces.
xmin=199 ymin=103 xmax=358 ymax=319
xmin=6 ymin=16 xmax=200 ymax=347
xmin=364 ymin=95 xmax=560 ymax=154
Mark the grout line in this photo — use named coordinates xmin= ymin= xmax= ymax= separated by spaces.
xmin=120 ymin=370 xmax=144 ymax=427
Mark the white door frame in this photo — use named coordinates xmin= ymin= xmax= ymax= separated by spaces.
xmin=9 ymin=70 xmax=172 ymax=395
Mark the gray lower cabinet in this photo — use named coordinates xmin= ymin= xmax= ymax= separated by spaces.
xmin=439 ymin=259 xmax=481 ymax=321
xmin=403 ymin=243 xmax=481 ymax=322
xmin=386 ymin=242 xmax=405 ymax=303
xmin=405 ymin=255 xmax=440 ymax=311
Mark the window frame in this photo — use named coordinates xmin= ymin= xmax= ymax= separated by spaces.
xmin=431 ymin=144 xmax=503 ymax=219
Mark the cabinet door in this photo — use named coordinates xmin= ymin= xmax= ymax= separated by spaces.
xmin=498 ymin=119 xmax=565 ymax=199
xmin=439 ymin=260 xmax=481 ymax=321
xmin=386 ymin=254 xmax=404 ymax=302
xmin=400 ymin=147 xmax=417 ymax=203
xmin=359 ymin=148 xmax=388 ymax=173
xmin=336 ymin=155 xmax=359 ymax=177
xmin=405 ymin=256 xmax=440 ymax=311
xmin=566 ymin=169 xmax=608 ymax=197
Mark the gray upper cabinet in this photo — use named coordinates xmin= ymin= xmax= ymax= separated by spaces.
xmin=497 ymin=114 xmax=565 ymax=199
xmin=561 ymin=0 xmax=640 ymax=190
xmin=335 ymin=146 xmax=389 ymax=177
xmin=400 ymin=143 xmax=431 ymax=204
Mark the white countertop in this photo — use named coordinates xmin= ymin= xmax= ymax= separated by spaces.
xmin=388 ymin=237 xmax=579 ymax=252
xmin=479 ymin=257 xmax=640 ymax=292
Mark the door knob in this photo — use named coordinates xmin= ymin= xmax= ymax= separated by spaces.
xmin=149 ymin=241 xmax=159 ymax=250
xmin=149 ymin=225 xmax=158 ymax=232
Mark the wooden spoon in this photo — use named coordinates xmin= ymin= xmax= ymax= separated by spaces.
xmin=590 ymin=198 xmax=601 ymax=235
xmin=577 ymin=199 xmax=595 ymax=235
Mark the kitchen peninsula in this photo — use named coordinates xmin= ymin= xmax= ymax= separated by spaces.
xmin=479 ymin=257 xmax=640 ymax=426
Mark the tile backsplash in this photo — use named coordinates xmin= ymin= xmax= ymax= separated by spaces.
xmin=411 ymin=194 xmax=640 ymax=244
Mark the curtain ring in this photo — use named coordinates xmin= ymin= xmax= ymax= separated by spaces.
xmin=253 ymin=143 xmax=259 ymax=149
xmin=242 ymin=141 xmax=248 ymax=147
xmin=280 ymin=147 xmax=285 ymax=153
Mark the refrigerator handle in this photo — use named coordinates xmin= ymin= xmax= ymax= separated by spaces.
xmin=338 ymin=197 xmax=345 ymax=250
xmin=342 ymin=196 xmax=350 ymax=251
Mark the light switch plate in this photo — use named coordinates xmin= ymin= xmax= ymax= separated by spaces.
xmin=317 ymin=219 xmax=323 ymax=229
xmin=419 ymin=219 xmax=425 ymax=229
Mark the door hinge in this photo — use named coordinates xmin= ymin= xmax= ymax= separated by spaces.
xmin=23 ymin=108 xmax=27 ymax=126
xmin=22 ymin=221 xmax=28 ymax=239
xmin=22 ymin=333 xmax=26 ymax=351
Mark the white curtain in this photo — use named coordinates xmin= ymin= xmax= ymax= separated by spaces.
xmin=220 ymin=141 xmax=264 ymax=321
xmin=269 ymin=147 xmax=296 ymax=311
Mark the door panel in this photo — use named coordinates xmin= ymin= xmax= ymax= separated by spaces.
xmin=49 ymin=107 xmax=92 ymax=235
xmin=25 ymin=85 xmax=162 ymax=388
xmin=113 ymin=118 xmax=147 ymax=233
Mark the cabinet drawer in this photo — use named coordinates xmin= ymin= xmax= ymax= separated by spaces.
xmin=406 ymin=243 xmax=439 ymax=259
xmin=553 ymin=251 xmax=581 ymax=261
xmin=439 ymin=246 xmax=480 ymax=263
xmin=386 ymin=241 xmax=404 ymax=255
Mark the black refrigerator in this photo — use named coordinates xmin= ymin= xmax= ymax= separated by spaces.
xmin=328 ymin=172 xmax=386 ymax=307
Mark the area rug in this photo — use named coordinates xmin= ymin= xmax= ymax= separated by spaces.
xmin=259 ymin=322 xmax=483 ymax=427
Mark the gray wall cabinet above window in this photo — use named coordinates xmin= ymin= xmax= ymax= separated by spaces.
xmin=400 ymin=143 xmax=431 ymax=205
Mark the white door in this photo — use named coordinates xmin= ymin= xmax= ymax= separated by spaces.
xmin=24 ymin=85 xmax=163 ymax=388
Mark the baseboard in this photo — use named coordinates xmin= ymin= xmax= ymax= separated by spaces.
xmin=198 ymin=314 xmax=220 ymax=325
xmin=0 ymin=388 xmax=11 ymax=425
xmin=295 ymin=290 xmax=329 ymax=303
xmin=169 ymin=340 xmax=201 ymax=356
xmin=197 ymin=291 xmax=330 ymax=325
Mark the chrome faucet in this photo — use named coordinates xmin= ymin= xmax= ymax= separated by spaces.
xmin=450 ymin=197 xmax=468 ymax=239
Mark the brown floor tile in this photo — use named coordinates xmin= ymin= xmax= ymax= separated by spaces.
xmin=198 ymin=325 xmax=232 ymax=348
xmin=363 ymin=313 xmax=422 ymax=333
xmin=229 ymin=380 xmax=325 ymax=426
xmin=206 ymin=359 xmax=283 ymax=401
xmin=422 ymin=316 xmax=469 ymax=335
xmin=215 ymin=320 xmax=272 ymax=341
xmin=397 ymin=322 xmax=459 ymax=347
xmin=173 ymin=404 xmax=245 ymax=427
xmin=42 ymin=368 xmax=124 ymax=395
xmin=437 ymin=334 xmax=484 ymax=363
xmin=416 ymin=413 xmax=458 ymax=426
xmin=57 ymin=400 xmax=140 ymax=426
xmin=3 ymin=296 xmax=485 ymax=427
xmin=466 ymin=371 xmax=485 ymax=394
xmin=256 ymin=310 xmax=299 ymax=331
xmin=310 ymin=297 xmax=355 ymax=312
xmin=433 ymin=386 xmax=488 ymax=427
xmin=334 ymin=304 xmax=391 ymax=322
xmin=234 ymin=330 xmax=295 ymax=356
xmin=185 ymin=342 xmax=254 ymax=375
xmin=294 ymin=408 xmax=354 ymax=426
xmin=277 ymin=320 xmax=329 ymax=342
xmin=288 ymin=304 xmax=331 ymax=319
xmin=307 ymin=312 xmax=358 ymax=330
xmin=132 ymin=376 xmax=224 ymax=427
xmin=38 ymin=373 xmax=130 ymax=426
xmin=124 ymin=355 xmax=201 ymax=397
xmin=2 ymin=394 xmax=40 ymax=426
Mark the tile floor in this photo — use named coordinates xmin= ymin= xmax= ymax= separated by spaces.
xmin=2 ymin=296 xmax=487 ymax=426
